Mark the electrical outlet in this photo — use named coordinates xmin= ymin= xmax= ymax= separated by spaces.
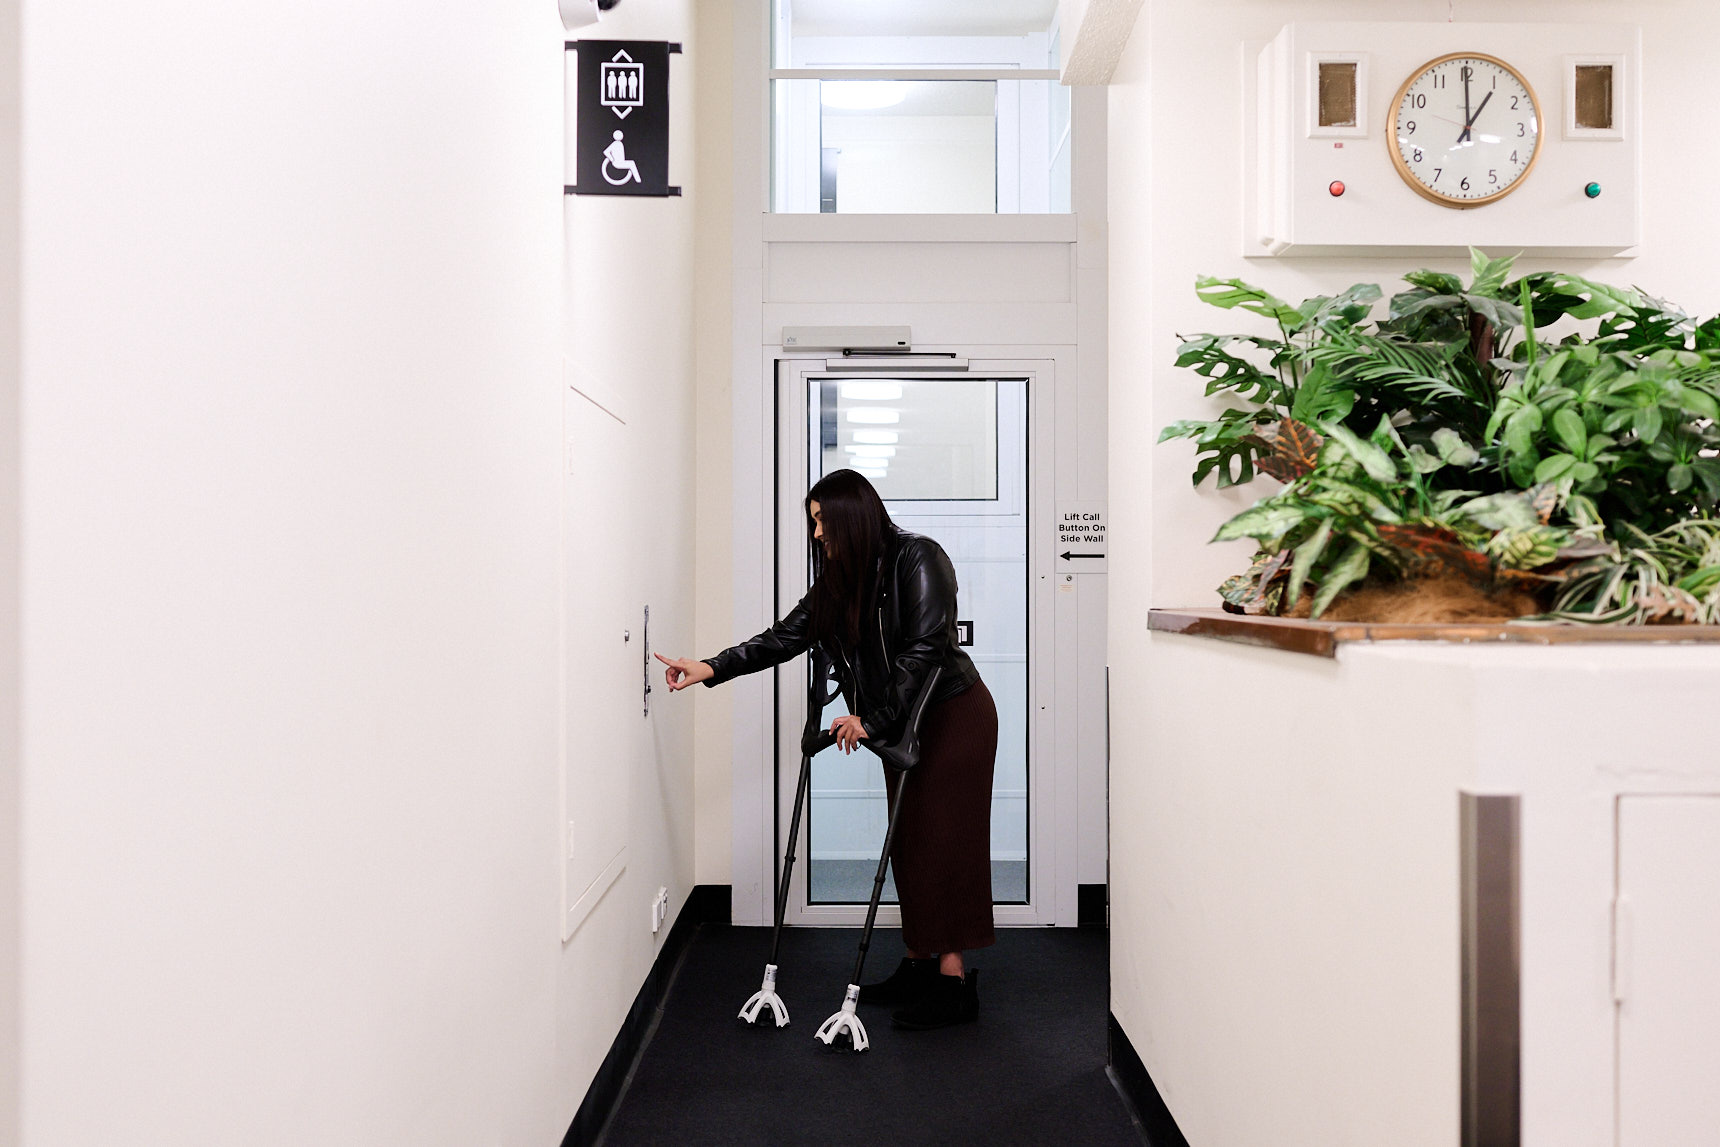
xmin=650 ymin=886 xmax=669 ymax=934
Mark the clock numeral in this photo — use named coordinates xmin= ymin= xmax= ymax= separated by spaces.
xmin=1488 ymin=169 xmax=1498 ymax=184
xmin=1510 ymin=150 xmax=1519 ymax=164
xmin=1434 ymin=72 xmax=1447 ymax=89
xmin=1460 ymin=177 xmax=1471 ymax=191
xmin=1458 ymin=66 xmax=1471 ymax=83
xmin=1405 ymin=120 xmax=1416 ymax=135
xmin=1413 ymin=148 xmax=1423 ymax=163
xmin=1409 ymin=94 xmax=1427 ymax=109
xmin=1433 ymin=168 xmax=1442 ymax=182
xmin=1510 ymin=96 xmax=1520 ymax=109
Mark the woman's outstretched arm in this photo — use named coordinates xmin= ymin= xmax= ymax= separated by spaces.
xmin=655 ymin=591 xmax=817 ymax=693
xmin=655 ymin=654 xmax=714 ymax=691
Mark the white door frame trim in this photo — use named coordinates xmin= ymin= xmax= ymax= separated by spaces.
xmin=770 ymin=355 xmax=1065 ymax=929
xmin=727 ymin=0 xmax=1108 ymax=928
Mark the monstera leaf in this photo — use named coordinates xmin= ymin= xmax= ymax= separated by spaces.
xmin=1194 ymin=277 xmax=1303 ymax=327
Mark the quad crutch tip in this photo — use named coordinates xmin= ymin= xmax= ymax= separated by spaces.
xmin=738 ymin=963 xmax=790 ymax=1027
xmin=813 ymin=983 xmax=869 ymax=1052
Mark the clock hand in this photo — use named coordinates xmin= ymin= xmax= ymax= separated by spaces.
xmin=1459 ymin=90 xmax=1494 ymax=144
xmin=1461 ymin=68 xmax=1472 ymax=142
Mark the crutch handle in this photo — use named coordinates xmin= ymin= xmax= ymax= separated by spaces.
xmin=867 ymin=665 xmax=943 ymax=774
xmin=799 ymin=646 xmax=842 ymax=756
xmin=800 ymin=728 xmax=838 ymax=756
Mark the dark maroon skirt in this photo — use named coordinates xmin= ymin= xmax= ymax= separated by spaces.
xmin=883 ymin=679 xmax=998 ymax=953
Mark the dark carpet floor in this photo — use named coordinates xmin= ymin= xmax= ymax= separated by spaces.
xmin=596 ymin=925 xmax=1145 ymax=1147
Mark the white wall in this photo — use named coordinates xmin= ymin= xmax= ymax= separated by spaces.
xmin=16 ymin=0 xmax=705 ymax=1142
xmin=556 ymin=0 xmax=704 ymax=1117
xmin=693 ymin=0 xmax=736 ymax=888
xmin=0 ymin=0 xmax=19 ymax=1136
xmin=1108 ymin=1 xmax=1720 ymax=1142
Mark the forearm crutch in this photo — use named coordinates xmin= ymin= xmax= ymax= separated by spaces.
xmin=738 ymin=648 xmax=840 ymax=1027
xmin=814 ymin=665 xmax=944 ymax=1052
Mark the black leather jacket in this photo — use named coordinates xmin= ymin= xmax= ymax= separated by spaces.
xmin=702 ymin=528 xmax=981 ymax=742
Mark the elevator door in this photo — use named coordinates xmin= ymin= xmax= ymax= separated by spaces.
xmin=776 ymin=359 xmax=1057 ymax=928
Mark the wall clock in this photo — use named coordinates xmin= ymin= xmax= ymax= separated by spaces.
xmin=1390 ymin=53 xmax=1541 ymax=208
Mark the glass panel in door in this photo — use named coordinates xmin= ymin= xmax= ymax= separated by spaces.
xmin=803 ymin=376 xmax=1029 ymax=904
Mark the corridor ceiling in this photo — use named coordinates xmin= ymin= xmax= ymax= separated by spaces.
xmin=789 ymin=0 xmax=1060 ymax=38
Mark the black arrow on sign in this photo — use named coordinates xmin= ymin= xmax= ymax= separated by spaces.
xmin=1059 ymin=551 xmax=1105 ymax=561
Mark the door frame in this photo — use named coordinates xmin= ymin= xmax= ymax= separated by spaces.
xmin=765 ymin=352 xmax=1069 ymax=928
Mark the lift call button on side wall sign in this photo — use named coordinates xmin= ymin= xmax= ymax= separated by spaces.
xmin=1056 ymin=504 xmax=1107 ymax=572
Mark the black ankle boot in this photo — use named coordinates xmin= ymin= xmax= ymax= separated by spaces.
xmin=890 ymin=968 xmax=979 ymax=1030
xmin=858 ymin=957 xmax=940 ymax=1005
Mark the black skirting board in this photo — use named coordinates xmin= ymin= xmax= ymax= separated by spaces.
xmin=561 ymin=884 xmax=731 ymax=1147
xmin=1107 ymin=1013 xmax=1192 ymax=1147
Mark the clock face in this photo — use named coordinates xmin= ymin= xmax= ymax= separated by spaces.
xmin=1390 ymin=53 xmax=1541 ymax=208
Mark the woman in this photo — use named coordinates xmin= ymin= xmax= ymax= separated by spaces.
xmin=655 ymin=469 xmax=997 ymax=1031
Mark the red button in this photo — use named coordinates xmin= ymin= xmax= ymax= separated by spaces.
xmin=1329 ymin=181 xmax=1346 ymax=197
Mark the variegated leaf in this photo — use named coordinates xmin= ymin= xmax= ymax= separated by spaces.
xmin=1374 ymin=523 xmax=1490 ymax=580
xmin=1486 ymin=526 xmax=1569 ymax=570
xmin=1309 ymin=540 xmax=1372 ymax=619
xmin=1528 ymin=482 xmax=1560 ymax=525
xmin=1254 ymin=419 xmax=1325 ymax=483
xmin=1212 ymin=501 xmax=1308 ymax=543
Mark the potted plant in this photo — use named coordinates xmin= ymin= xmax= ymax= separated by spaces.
xmin=1160 ymin=250 xmax=1720 ymax=623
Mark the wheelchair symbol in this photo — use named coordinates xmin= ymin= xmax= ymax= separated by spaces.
xmin=602 ymin=130 xmax=642 ymax=186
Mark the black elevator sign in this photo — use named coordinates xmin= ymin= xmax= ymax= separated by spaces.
xmin=570 ymin=40 xmax=679 ymax=197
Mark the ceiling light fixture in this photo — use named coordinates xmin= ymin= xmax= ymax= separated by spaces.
xmin=846 ymin=408 xmax=900 ymax=425
xmin=840 ymin=381 xmax=905 ymax=401
xmin=851 ymin=430 xmax=899 ymax=444
xmin=820 ymin=81 xmax=909 ymax=111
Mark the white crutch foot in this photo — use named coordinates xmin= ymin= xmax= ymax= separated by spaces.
xmin=738 ymin=963 xmax=790 ymax=1027
xmin=813 ymin=984 xmax=869 ymax=1051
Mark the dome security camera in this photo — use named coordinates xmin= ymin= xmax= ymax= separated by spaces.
xmin=559 ymin=0 xmax=599 ymax=30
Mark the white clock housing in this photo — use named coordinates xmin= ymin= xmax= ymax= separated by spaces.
xmin=1248 ymin=22 xmax=1640 ymax=257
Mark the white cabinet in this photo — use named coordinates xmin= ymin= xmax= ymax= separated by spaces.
xmin=1617 ymin=796 xmax=1720 ymax=1147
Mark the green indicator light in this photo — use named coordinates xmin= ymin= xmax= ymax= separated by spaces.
xmin=1585 ymin=182 xmax=1603 ymax=199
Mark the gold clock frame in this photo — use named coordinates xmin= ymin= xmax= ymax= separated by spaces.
xmin=1388 ymin=51 xmax=1543 ymax=210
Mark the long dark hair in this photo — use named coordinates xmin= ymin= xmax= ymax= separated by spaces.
xmin=806 ymin=469 xmax=895 ymax=644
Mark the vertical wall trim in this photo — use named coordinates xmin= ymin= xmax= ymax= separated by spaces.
xmin=0 ymin=0 xmax=21 ymax=1131
xmin=1461 ymin=791 xmax=1522 ymax=1147
xmin=728 ymin=0 xmax=772 ymax=926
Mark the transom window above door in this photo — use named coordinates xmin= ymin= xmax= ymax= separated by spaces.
xmin=770 ymin=0 xmax=1072 ymax=214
